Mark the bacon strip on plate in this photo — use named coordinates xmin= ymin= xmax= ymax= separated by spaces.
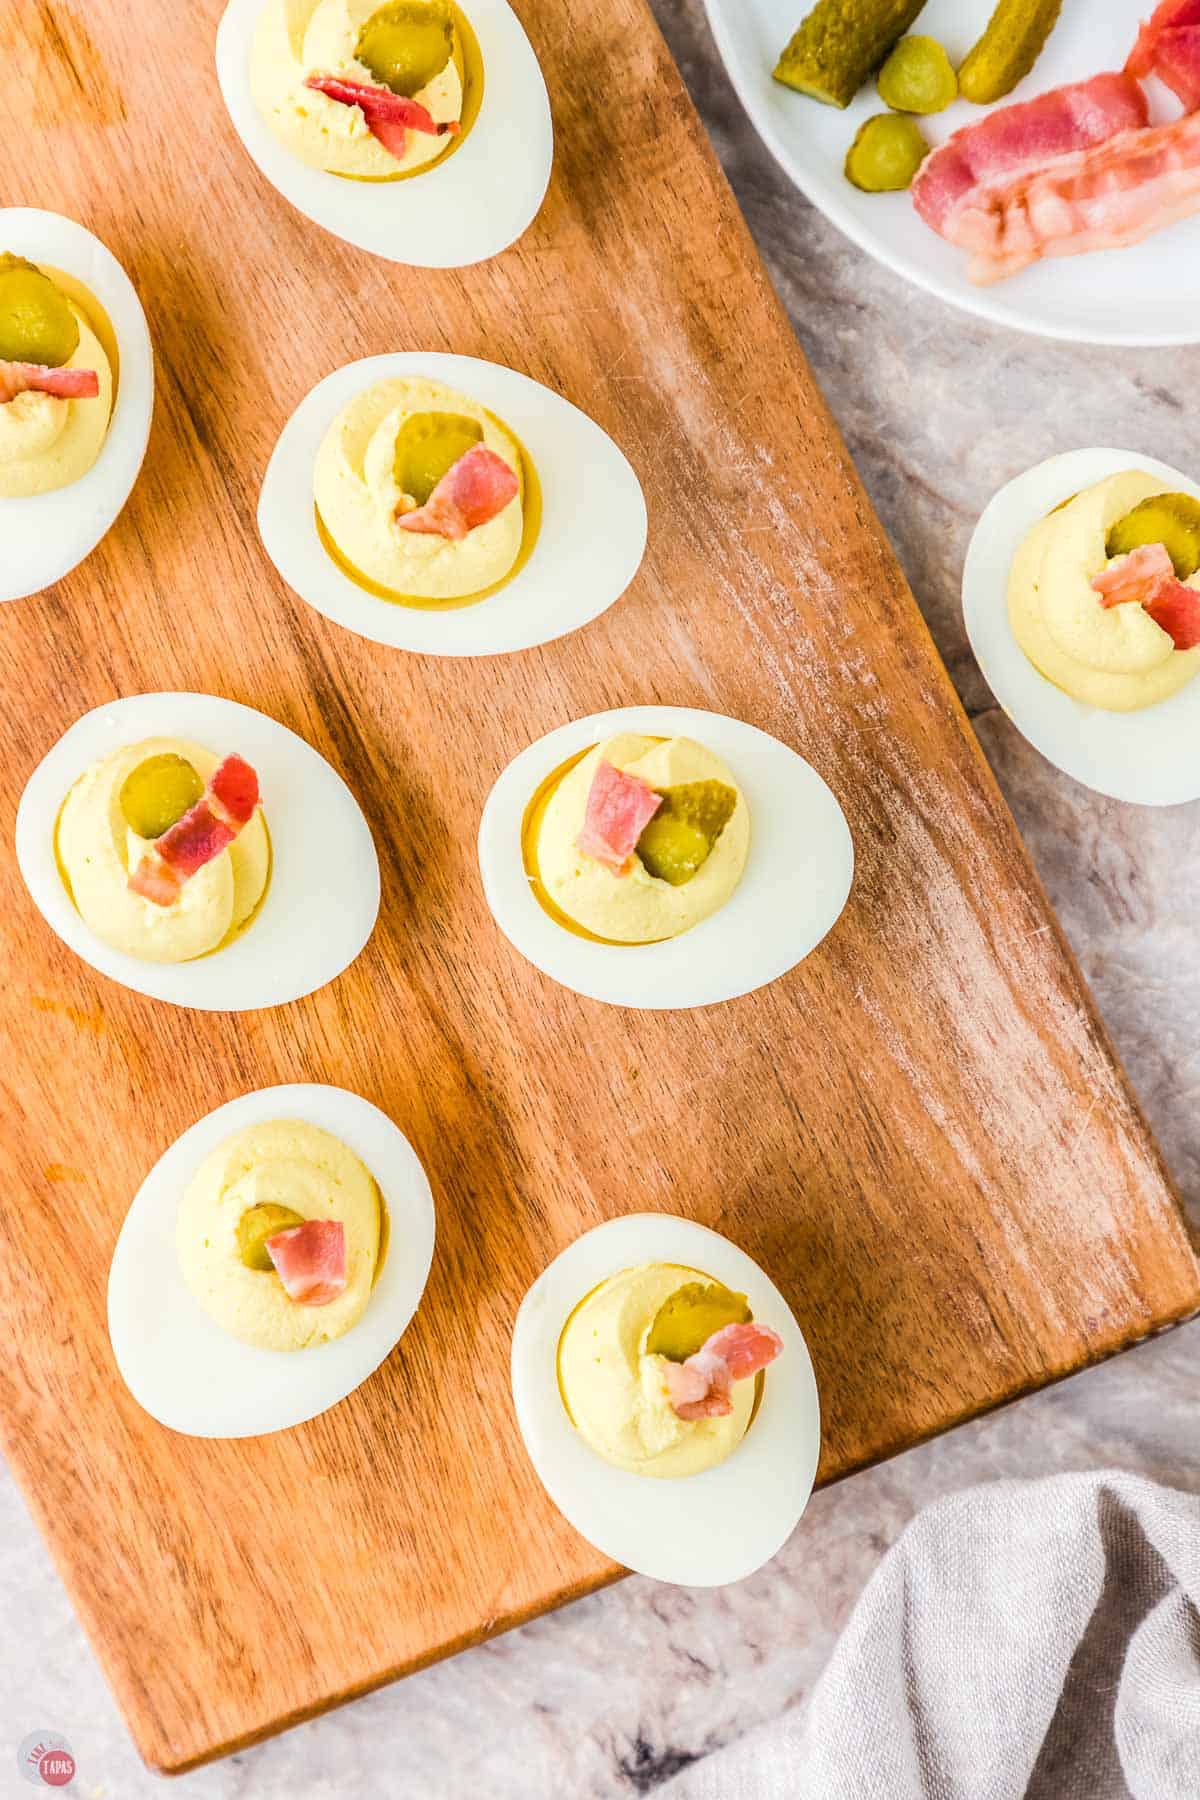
xmin=266 ymin=1219 xmax=348 ymax=1306
xmin=1092 ymin=542 xmax=1200 ymax=649
xmin=1128 ymin=0 xmax=1200 ymax=111
xmin=662 ymin=1322 xmax=784 ymax=1422
xmin=395 ymin=442 xmax=519 ymax=540
xmin=304 ymin=73 xmax=459 ymax=160
xmin=0 ymin=360 xmax=100 ymax=405
xmin=911 ymin=73 xmax=1148 ymax=240
xmin=576 ymin=760 xmax=662 ymax=875
xmin=128 ymin=752 xmax=260 ymax=906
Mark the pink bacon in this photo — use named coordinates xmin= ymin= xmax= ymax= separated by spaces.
xmin=662 ymin=1322 xmax=784 ymax=1422
xmin=395 ymin=442 xmax=519 ymax=540
xmin=1092 ymin=541 xmax=1200 ymax=650
xmin=1128 ymin=0 xmax=1200 ymax=112
xmin=304 ymin=73 xmax=459 ymax=160
xmin=266 ymin=1219 xmax=348 ymax=1306
xmin=0 ymin=360 xmax=100 ymax=405
xmin=127 ymin=753 xmax=260 ymax=907
xmin=576 ymin=760 xmax=662 ymax=876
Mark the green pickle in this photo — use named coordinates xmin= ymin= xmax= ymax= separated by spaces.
xmin=237 ymin=1204 xmax=306 ymax=1272
xmin=394 ymin=410 xmax=483 ymax=506
xmin=356 ymin=0 xmax=454 ymax=97
xmin=845 ymin=113 xmax=928 ymax=191
xmin=118 ymin=754 xmax=204 ymax=841
xmin=958 ymin=0 xmax=1063 ymax=105
xmin=646 ymin=1281 xmax=753 ymax=1362
xmin=1106 ymin=494 xmax=1200 ymax=582
xmin=774 ymin=0 xmax=928 ymax=109
xmin=877 ymin=35 xmax=957 ymax=113
xmin=0 ymin=252 xmax=80 ymax=368
xmin=636 ymin=779 xmax=737 ymax=886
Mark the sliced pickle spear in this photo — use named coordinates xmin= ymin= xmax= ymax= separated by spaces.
xmin=876 ymin=35 xmax=957 ymax=113
xmin=237 ymin=1203 xmax=306 ymax=1272
xmin=844 ymin=113 xmax=928 ymax=192
xmin=0 ymin=253 xmax=80 ymax=368
xmin=646 ymin=1280 xmax=752 ymax=1363
xmin=958 ymin=0 xmax=1063 ymax=106
xmin=394 ymin=410 xmax=483 ymax=506
xmin=356 ymin=0 xmax=454 ymax=97
xmin=636 ymin=779 xmax=737 ymax=886
xmin=1106 ymin=494 xmax=1200 ymax=582
xmin=119 ymin=753 xmax=204 ymax=841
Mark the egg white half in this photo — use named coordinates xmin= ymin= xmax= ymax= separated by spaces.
xmin=511 ymin=1212 xmax=821 ymax=1586
xmin=109 ymin=1083 xmax=436 ymax=1438
xmin=963 ymin=448 xmax=1200 ymax=807
xmin=215 ymin=0 xmax=552 ymax=267
xmin=0 ymin=209 xmax=153 ymax=603
xmin=258 ymin=351 xmax=647 ymax=656
xmin=15 ymin=691 xmax=380 ymax=1010
xmin=478 ymin=705 xmax=854 ymax=1008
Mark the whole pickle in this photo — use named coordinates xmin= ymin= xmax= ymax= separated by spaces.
xmin=774 ymin=0 xmax=929 ymax=109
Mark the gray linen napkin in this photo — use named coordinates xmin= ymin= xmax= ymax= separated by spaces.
xmin=661 ymin=1471 xmax=1200 ymax=1800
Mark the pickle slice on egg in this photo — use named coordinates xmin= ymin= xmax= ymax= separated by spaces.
xmin=394 ymin=410 xmax=483 ymax=506
xmin=118 ymin=754 xmax=204 ymax=841
xmin=646 ymin=1281 xmax=752 ymax=1362
xmin=636 ymin=779 xmax=738 ymax=886
xmin=0 ymin=253 xmax=80 ymax=368
xmin=1106 ymin=494 xmax=1200 ymax=582
xmin=237 ymin=1204 xmax=306 ymax=1272
xmin=356 ymin=0 xmax=455 ymax=97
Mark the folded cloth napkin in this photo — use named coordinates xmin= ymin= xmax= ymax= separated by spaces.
xmin=662 ymin=1471 xmax=1200 ymax=1800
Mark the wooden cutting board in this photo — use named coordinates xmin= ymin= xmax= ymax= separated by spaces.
xmin=1 ymin=0 xmax=1197 ymax=1774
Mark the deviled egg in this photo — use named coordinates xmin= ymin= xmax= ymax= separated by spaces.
xmin=478 ymin=706 xmax=853 ymax=1007
xmin=216 ymin=0 xmax=552 ymax=266
xmin=15 ymin=691 xmax=380 ymax=1009
xmin=0 ymin=209 xmax=152 ymax=602
xmin=511 ymin=1212 xmax=820 ymax=1585
xmin=964 ymin=448 xmax=1200 ymax=804
xmin=109 ymin=1084 xmax=435 ymax=1437
xmin=259 ymin=352 xmax=647 ymax=655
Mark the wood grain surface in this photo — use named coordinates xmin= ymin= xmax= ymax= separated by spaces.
xmin=2 ymin=0 xmax=1198 ymax=1774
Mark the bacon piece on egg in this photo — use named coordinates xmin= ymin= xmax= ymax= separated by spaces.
xmin=395 ymin=442 xmax=519 ymax=540
xmin=265 ymin=1219 xmax=348 ymax=1306
xmin=128 ymin=753 xmax=260 ymax=906
xmin=662 ymin=1322 xmax=784 ymax=1422
xmin=0 ymin=360 xmax=100 ymax=404
xmin=304 ymin=73 xmax=459 ymax=159
xmin=576 ymin=760 xmax=663 ymax=876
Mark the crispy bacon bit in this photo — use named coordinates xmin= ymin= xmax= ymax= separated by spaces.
xmin=395 ymin=443 xmax=519 ymax=540
xmin=1091 ymin=542 xmax=1200 ymax=650
xmin=576 ymin=760 xmax=663 ymax=876
xmin=911 ymin=73 xmax=1148 ymax=239
xmin=662 ymin=1322 xmax=784 ymax=1422
xmin=266 ymin=1219 xmax=347 ymax=1306
xmin=128 ymin=753 xmax=260 ymax=906
xmin=0 ymin=360 xmax=100 ymax=405
xmin=1128 ymin=0 xmax=1200 ymax=111
xmin=304 ymin=73 xmax=459 ymax=160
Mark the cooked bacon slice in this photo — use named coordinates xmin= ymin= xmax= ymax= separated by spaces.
xmin=395 ymin=443 xmax=519 ymax=540
xmin=912 ymin=73 xmax=1148 ymax=239
xmin=128 ymin=753 xmax=260 ymax=906
xmin=1092 ymin=542 xmax=1175 ymax=607
xmin=266 ymin=1219 xmax=347 ymax=1306
xmin=957 ymin=110 xmax=1200 ymax=284
xmin=1128 ymin=0 xmax=1200 ymax=110
xmin=304 ymin=73 xmax=459 ymax=160
xmin=662 ymin=1322 xmax=784 ymax=1422
xmin=1091 ymin=542 xmax=1200 ymax=649
xmin=576 ymin=760 xmax=662 ymax=876
xmin=0 ymin=360 xmax=100 ymax=405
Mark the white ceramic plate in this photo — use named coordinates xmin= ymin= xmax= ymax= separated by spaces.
xmin=259 ymin=352 xmax=647 ymax=656
xmin=478 ymin=705 xmax=854 ymax=1008
xmin=109 ymin=1084 xmax=436 ymax=1438
xmin=511 ymin=1212 xmax=820 ymax=1586
xmin=15 ymin=691 xmax=381 ymax=1008
xmin=215 ymin=0 xmax=552 ymax=267
xmin=963 ymin=447 xmax=1200 ymax=806
xmin=702 ymin=0 xmax=1200 ymax=344
xmin=1 ymin=209 xmax=153 ymax=602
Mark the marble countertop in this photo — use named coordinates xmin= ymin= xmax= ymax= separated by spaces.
xmin=5 ymin=4 xmax=1199 ymax=1794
